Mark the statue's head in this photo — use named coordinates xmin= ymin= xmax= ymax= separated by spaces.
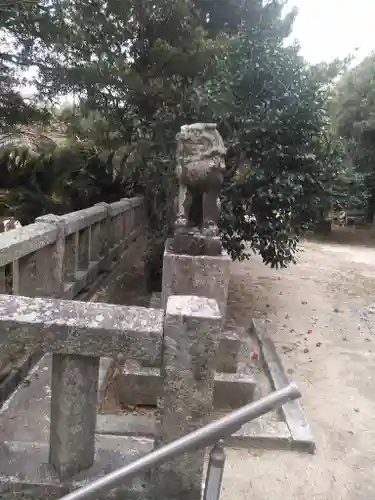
xmin=177 ymin=122 xmax=217 ymax=141
xmin=176 ymin=123 xmax=226 ymax=159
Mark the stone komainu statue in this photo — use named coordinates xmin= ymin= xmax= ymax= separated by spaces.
xmin=175 ymin=123 xmax=227 ymax=237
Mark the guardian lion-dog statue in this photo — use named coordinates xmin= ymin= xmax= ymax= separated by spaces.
xmin=175 ymin=123 xmax=227 ymax=237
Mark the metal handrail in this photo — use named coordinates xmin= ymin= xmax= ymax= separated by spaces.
xmin=59 ymin=383 xmax=300 ymax=500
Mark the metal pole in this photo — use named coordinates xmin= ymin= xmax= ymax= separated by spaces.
xmin=59 ymin=383 xmax=300 ymax=500
xmin=203 ymin=440 xmax=226 ymax=500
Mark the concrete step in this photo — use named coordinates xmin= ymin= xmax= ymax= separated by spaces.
xmin=0 ymin=355 xmax=114 ymax=444
xmin=115 ymin=360 xmax=256 ymax=411
xmin=0 ymin=436 xmax=152 ymax=495
xmin=95 ymin=413 xmax=292 ymax=451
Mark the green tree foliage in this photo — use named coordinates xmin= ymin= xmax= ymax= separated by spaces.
xmin=0 ymin=0 xmax=49 ymax=129
xmin=0 ymin=138 xmax=125 ymax=224
xmin=333 ymin=53 xmax=375 ymax=219
xmin=2 ymin=0 xmax=344 ymax=266
xmin=331 ymin=160 xmax=368 ymax=211
xmin=202 ymin=3 xmax=344 ymax=263
xmin=8 ymin=0 xmax=222 ymax=235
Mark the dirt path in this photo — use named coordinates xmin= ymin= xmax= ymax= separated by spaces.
xmin=222 ymin=238 xmax=375 ymax=500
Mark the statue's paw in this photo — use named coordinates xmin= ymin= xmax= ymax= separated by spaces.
xmin=202 ymin=222 xmax=219 ymax=237
xmin=175 ymin=217 xmax=188 ymax=230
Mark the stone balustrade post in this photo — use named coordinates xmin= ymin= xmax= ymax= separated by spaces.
xmin=127 ymin=198 xmax=137 ymax=232
xmin=128 ymin=204 xmax=135 ymax=235
xmin=78 ymin=226 xmax=90 ymax=272
xmin=13 ymin=217 xmax=65 ymax=298
xmin=107 ymin=200 xmax=129 ymax=260
xmin=63 ymin=231 xmax=79 ymax=282
xmin=154 ymin=295 xmax=222 ymax=500
xmin=95 ymin=202 xmax=112 ymax=271
xmin=118 ymin=199 xmax=132 ymax=250
xmin=135 ymin=200 xmax=146 ymax=227
xmin=0 ymin=266 xmax=5 ymax=293
xmin=49 ymin=353 xmax=99 ymax=479
xmin=35 ymin=215 xmax=66 ymax=297
xmin=89 ymin=221 xmax=102 ymax=263
xmin=11 ymin=260 xmax=19 ymax=295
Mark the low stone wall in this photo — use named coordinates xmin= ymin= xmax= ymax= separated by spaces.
xmin=0 ymin=196 xmax=145 ymax=382
xmin=0 ymin=196 xmax=144 ymax=299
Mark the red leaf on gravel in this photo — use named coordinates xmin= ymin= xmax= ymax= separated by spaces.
xmin=251 ymin=351 xmax=259 ymax=361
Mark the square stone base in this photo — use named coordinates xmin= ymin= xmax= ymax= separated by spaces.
xmin=116 ymin=366 xmax=256 ymax=411
xmin=161 ymin=239 xmax=231 ymax=319
xmin=0 ymin=436 xmax=153 ymax=499
xmin=215 ymin=329 xmax=241 ymax=373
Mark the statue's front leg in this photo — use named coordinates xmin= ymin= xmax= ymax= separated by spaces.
xmin=175 ymin=183 xmax=190 ymax=232
xmin=202 ymin=187 xmax=220 ymax=237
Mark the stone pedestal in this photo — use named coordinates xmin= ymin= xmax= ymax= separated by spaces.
xmin=161 ymin=238 xmax=231 ymax=320
xmin=153 ymin=295 xmax=221 ymax=500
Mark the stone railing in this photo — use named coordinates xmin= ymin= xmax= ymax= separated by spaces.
xmin=0 ymin=196 xmax=145 ymax=384
xmin=0 ymin=293 xmax=221 ymax=499
xmin=0 ymin=196 xmax=144 ymax=300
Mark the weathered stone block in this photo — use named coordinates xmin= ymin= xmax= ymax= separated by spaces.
xmin=161 ymin=240 xmax=230 ymax=319
xmin=17 ymin=243 xmax=63 ymax=298
xmin=0 ymin=294 xmax=163 ymax=364
xmin=49 ymin=353 xmax=99 ymax=478
xmin=216 ymin=329 xmax=241 ymax=373
xmin=60 ymin=206 xmax=108 ymax=281
xmin=97 ymin=414 xmax=292 ymax=452
xmin=96 ymin=414 xmax=156 ymax=438
xmin=116 ymin=361 xmax=162 ymax=406
xmin=0 ymin=266 xmax=6 ymax=293
xmin=169 ymin=233 xmax=222 ymax=256
xmin=109 ymin=199 xmax=132 ymax=218
xmin=213 ymin=372 xmax=256 ymax=410
xmin=78 ymin=227 xmax=90 ymax=271
xmin=226 ymin=416 xmax=291 ymax=450
xmin=110 ymin=214 xmax=124 ymax=260
xmin=89 ymin=221 xmax=103 ymax=262
xmin=153 ymin=295 xmax=221 ymax=500
xmin=0 ymin=435 xmax=153 ymax=496
xmin=35 ymin=215 xmax=66 ymax=298
xmin=108 ymin=200 xmax=132 ymax=259
xmin=116 ymin=368 xmax=255 ymax=411
xmin=0 ymin=222 xmax=57 ymax=268
xmin=61 ymin=206 xmax=106 ymax=235
xmin=0 ymin=219 xmax=63 ymax=298
xmin=11 ymin=259 xmax=19 ymax=294
xmin=63 ymin=232 xmax=78 ymax=281
xmin=95 ymin=202 xmax=112 ymax=271
xmin=128 ymin=197 xmax=144 ymax=232
xmin=125 ymin=203 xmax=135 ymax=234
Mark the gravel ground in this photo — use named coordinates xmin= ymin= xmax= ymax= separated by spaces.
xmin=221 ymin=235 xmax=375 ymax=500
